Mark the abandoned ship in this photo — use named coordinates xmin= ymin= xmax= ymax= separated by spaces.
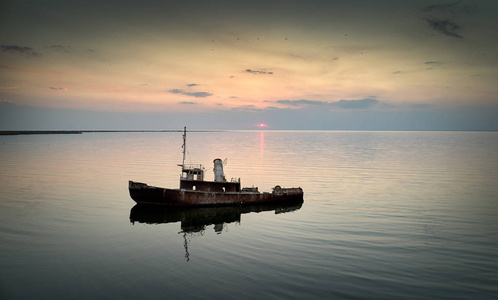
xmin=129 ymin=127 xmax=304 ymax=206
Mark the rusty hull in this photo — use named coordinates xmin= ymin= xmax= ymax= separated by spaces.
xmin=129 ymin=180 xmax=304 ymax=206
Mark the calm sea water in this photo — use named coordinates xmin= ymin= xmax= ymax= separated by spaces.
xmin=1 ymin=131 xmax=497 ymax=299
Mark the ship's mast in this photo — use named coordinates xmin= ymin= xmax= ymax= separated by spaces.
xmin=181 ymin=126 xmax=187 ymax=168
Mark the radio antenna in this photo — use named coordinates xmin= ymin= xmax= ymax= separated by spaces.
xmin=182 ymin=126 xmax=187 ymax=167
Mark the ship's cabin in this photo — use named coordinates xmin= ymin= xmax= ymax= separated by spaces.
xmin=181 ymin=164 xmax=205 ymax=181
xmin=179 ymin=164 xmax=241 ymax=192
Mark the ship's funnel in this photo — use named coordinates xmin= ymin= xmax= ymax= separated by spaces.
xmin=213 ymin=158 xmax=226 ymax=182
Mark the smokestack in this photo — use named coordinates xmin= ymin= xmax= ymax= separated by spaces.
xmin=213 ymin=158 xmax=225 ymax=182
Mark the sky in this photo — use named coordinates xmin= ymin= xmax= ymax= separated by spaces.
xmin=1 ymin=0 xmax=497 ymax=130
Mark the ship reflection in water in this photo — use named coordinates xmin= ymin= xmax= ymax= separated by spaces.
xmin=130 ymin=200 xmax=304 ymax=261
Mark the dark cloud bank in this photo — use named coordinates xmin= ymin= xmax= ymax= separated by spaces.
xmin=1 ymin=45 xmax=41 ymax=57
xmin=1 ymin=101 xmax=497 ymax=131
xmin=270 ymin=98 xmax=382 ymax=109
xmin=424 ymin=17 xmax=463 ymax=38
xmin=420 ymin=1 xmax=468 ymax=39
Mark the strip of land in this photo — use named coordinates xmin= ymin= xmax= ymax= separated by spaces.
xmin=0 ymin=130 xmax=193 ymax=135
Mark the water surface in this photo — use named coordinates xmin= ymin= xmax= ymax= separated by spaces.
xmin=1 ymin=131 xmax=497 ymax=299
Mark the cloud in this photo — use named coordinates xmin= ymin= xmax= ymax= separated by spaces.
xmin=393 ymin=69 xmax=421 ymax=75
xmin=424 ymin=17 xmax=463 ymax=38
xmin=421 ymin=2 xmax=461 ymax=12
xmin=424 ymin=61 xmax=444 ymax=65
xmin=82 ymin=48 xmax=106 ymax=62
xmin=275 ymin=99 xmax=327 ymax=106
xmin=1 ymin=45 xmax=41 ymax=57
xmin=49 ymin=87 xmax=68 ymax=91
xmin=270 ymin=98 xmax=382 ymax=110
xmin=167 ymin=89 xmax=212 ymax=98
xmin=182 ymin=91 xmax=212 ymax=97
xmin=48 ymin=45 xmax=71 ymax=53
xmin=245 ymin=69 xmax=274 ymax=75
xmin=0 ymin=100 xmax=18 ymax=106
xmin=187 ymin=83 xmax=198 ymax=87
xmin=424 ymin=61 xmax=445 ymax=69
xmin=179 ymin=101 xmax=197 ymax=105
xmin=420 ymin=2 xmax=476 ymax=14
xmin=2 ymin=101 xmax=497 ymax=131
xmin=332 ymin=99 xmax=380 ymax=109
xmin=232 ymin=105 xmax=262 ymax=112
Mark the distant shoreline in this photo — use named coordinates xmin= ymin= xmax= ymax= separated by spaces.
xmin=1 ymin=129 xmax=496 ymax=136
xmin=0 ymin=130 xmax=208 ymax=136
